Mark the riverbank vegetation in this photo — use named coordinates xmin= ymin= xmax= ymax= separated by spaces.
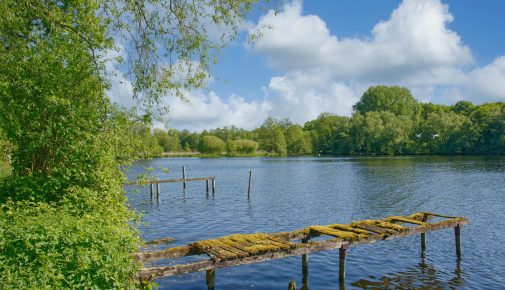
xmin=134 ymin=86 xmax=505 ymax=157
xmin=0 ymin=0 xmax=264 ymax=288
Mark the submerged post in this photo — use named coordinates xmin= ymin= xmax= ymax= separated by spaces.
xmin=206 ymin=179 xmax=209 ymax=194
xmin=156 ymin=183 xmax=160 ymax=203
xmin=247 ymin=170 xmax=252 ymax=197
xmin=339 ymin=245 xmax=348 ymax=284
xmin=455 ymin=224 xmax=461 ymax=259
xmin=206 ymin=269 xmax=215 ymax=290
xmin=212 ymin=178 xmax=216 ymax=195
xmin=182 ymin=166 xmax=187 ymax=190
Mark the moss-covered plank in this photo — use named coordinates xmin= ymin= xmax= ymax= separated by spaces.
xmin=308 ymin=226 xmax=367 ymax=241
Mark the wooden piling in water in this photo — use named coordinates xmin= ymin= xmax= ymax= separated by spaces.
xmin=247 ymin=170 xmax=252 ymax=197
xmin=301 ymin=254 xmax=309 ymax=290
xmin=206 ymin=179 xmax=209 ymax=194
xmin=339 ymin=244 xmax=348 ymax=283
xmin=212 ymin=178 xmax=216 ymax=195
xmin=156 ymin=183 xmax=160 ymax=203
xmin=455 ymin=224 xmax=461 ymax=259
xmin=421 ymin=232 xmax=427 ymax=257
xmin=182 ymin=166 xmax=187 ymax=190
xmin=150 ymin=184 xmax=154 ymax=204
xmin=206 ymin=269 xmax=215 ymax=290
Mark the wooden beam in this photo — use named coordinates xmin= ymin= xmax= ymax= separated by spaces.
xmin=124 ymin=177 xmax=216 ymax=185
xmin=134 ymin=245 xmax=197 ymax=262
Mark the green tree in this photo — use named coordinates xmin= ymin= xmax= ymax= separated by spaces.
xmin=285 ymin=125 xmax=312 ymax=155
xmin=257 ymin=118 xmax=287 ymax=156
xmin=353 ymin=85 xmax=419 ymax=116
xmin=471 ymin=102 xmax=505 ymax=154
xmin=350 ymin=112 xmax=413 ymax=155
xmin=198 ymin=135 xmax=225 ymax=154
xmin=304 ymin=113 xmax=349 ymax=154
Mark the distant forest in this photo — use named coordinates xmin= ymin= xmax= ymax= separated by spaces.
xmin=120 ymin=85 xmax=505 ymax=157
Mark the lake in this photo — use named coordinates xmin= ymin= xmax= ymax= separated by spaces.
xmin=126 ymin=156 xmax=505 ymax=289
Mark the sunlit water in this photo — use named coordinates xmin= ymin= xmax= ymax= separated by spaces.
xmin=125 ymin=156 xmax=505 ymax=289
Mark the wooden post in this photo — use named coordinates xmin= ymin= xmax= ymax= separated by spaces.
xmin=212 ymin=178 xmax=216 ymax=195
xmin=301 ymin=237 xmax=309 ymax=290
xmin=421 ymin=232 xmax=426 ymax=258
xmin=455 ymin=224 xmax=461 ymax=259
xmin=206 ymin=269 xmax=215 ymax=290
xmin=182 ymin=166 xmax=187 ymax=190
xmin=206 ymin=179 xmax=209 ymax=194
xmin=339 ymin=245 xmax=348 ymax=283
xmin=156 ymin=183 xmax=160 ymax=204
xmin=150 ymin=183 xmax=154 ymax=204
xmin=301 ymin=254 xmax=309 ymax=290
xmin=247 ymin=170 xmax=252 ymax=197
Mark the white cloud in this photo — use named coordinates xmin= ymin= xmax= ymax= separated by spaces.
xmin=162 ymin=91 xmax=271 ymax=131
xmin=250 ymin=0 xmax=473 ymax=84
xmin=468 ymin=56 xmax=505 ymax=102
xmin=264 ymin=69 xmax=359 ymax=122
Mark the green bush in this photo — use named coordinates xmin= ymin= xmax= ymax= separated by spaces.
xmin=0 ymin=188 xmax=140 ymax=289
xmin=235 ymin=139 xmax=258 ymax=154
xmin=198 ymin=136 xmax=225 ymax=154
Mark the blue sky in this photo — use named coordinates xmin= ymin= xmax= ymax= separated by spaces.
xmin=110 ymin=0 xmax=505 ymax=131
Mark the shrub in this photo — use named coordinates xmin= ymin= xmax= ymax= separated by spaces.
xmin=198 ymin=136 xmax=225 ymax=154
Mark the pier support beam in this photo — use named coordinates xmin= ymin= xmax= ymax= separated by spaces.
xmin=455 ymin=224 xmax=461 ymax=259
xmin=206 ymin=179 xmax=209 ymax=195
xmin=206 ymin=269 xmax=215 ymax=290
xmin=156 ymin=183 xmax=160 ymax=204
xmin=421 ymin=232 xmax=426 ymax=258
xmin=339 ymin=244 xmax=348 ymax=285
xmin=212 ymin=178 xmax=216 ymax=195
xmin=301 ymin=254 xmax=309 ymax=290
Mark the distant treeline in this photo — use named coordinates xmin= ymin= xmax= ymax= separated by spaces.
xmin=130 ymin=86 xmax=505 ymax=157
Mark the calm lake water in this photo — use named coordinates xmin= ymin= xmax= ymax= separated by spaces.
xmin=126 ymin=156 xmax=505 ymax=289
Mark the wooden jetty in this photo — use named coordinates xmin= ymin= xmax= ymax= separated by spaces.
xmin=136 ymin=212 xmax=467 ymax=285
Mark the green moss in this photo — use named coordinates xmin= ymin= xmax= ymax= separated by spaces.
xmin=328 ymin=224 xmax=370 ymax=235
xmin=308 ymin=226 xmax=368 ymax=241
xmin=384 ymin=216 xmax=427 ymax=226
xmin=350 ymin=220 xmax=408 ymax=232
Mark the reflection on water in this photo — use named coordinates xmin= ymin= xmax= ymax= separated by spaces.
xmin=291 ymin=253 xmax=463 ymax=290
xmin=351 ymin=258 xmax=463 ymax=289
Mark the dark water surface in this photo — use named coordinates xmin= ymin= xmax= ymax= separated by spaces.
xmin=126 ymin=156 xmax=505 ymax=289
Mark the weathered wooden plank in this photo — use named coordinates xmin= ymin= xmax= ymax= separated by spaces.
xmin=125 ymin=177 xmax=216 ymax=185
xmin=134 ymin=245 xmax=199 ymax=262
xmin=139 ymin=260 xmax=214 ymax=280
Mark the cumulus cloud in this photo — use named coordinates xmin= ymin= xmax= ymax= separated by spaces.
xmin=468 ymin=56 xmax=505 ymax=102
xmin=161 ymin=91 xmax=271 ymax=131
xmin=250 ymin=0 xmax=473 ymax=83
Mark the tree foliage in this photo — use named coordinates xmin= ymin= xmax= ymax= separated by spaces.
xmin=198 ymin=135 xmax=225 ymax=154
xmin=0 ymin=0 xmax=267 ymax=287
xmin=353 ymin=85 xmax=419 ymax=116
xmin=132 ymin=86 xmax=505 ymax=157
